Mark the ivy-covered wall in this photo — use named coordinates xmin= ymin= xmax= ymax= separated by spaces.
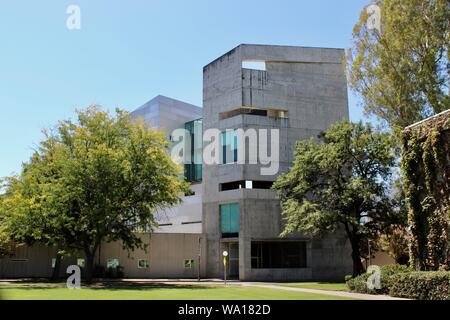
xmin=401 ymin=110 xmax=450 ymax=271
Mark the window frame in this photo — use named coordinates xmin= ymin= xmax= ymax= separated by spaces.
xmin=107 ymin=258 xmax=120 ymax=269
xmin=77 ymin=258 xmax=85 ymax=268
xmin=137 ymin=259 xmax=150 ymax=269
xmin=184 ymin=259 xmax=195 ymax=269
xmin=220 ymin=203 xmax=240 ymax=238
xmin=251 ymin=241 xmax=307 ymax=269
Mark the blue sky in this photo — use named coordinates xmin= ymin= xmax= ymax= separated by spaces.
xmin=0 ymin=0 xmax=370 ymax=177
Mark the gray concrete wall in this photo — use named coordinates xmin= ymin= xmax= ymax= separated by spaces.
xmin=0 ymin=233 xmax=206 ymax=279
xmin=98 ymin=233 xmax=206 ymax=278
xmin=0 ymin=245 xmax=80 ymax=278
xmin=202 ymin=44 xmax=352 ymax=281
xmin=155 ymin=183 xmax=203 ymax=234
xmin=132 ymin=95 xmax=203 ymax=133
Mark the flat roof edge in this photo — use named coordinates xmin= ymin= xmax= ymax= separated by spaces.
xmin=203 ymin=43 xmax=346 ymax=70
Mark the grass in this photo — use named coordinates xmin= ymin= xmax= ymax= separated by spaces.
xmin=0 ymin=282 xmax=356 ymax=300
xmin=275 ymin=282 xmax=348 ymax=292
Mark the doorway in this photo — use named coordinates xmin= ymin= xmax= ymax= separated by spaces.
xmin=227 ymin=242 xmax=239 ymax=279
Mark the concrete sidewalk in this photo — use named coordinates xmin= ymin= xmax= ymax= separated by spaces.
xmin=238 ymin=283 xmax=409 ymax=300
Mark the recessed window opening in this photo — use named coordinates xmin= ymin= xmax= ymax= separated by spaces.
xmin=184 ymin=259 xmax=195 ymax=269
xmin=220 ymin=203 xmax=239 ymax=238
xmin=138 ymin=259 xmax=149 ymax=269
xmin=219 ymin=107 xmax=288 ymax=120
xmin=242 ymin=60 xmax=266 ymax=71
xmin=220 ymin=180 xmax=273 ymax=191
xmin=181 ymin=221 xmax=202 ymax=225
xmin=107 ymin=258 xmax=120 ymax=269
xmin=251 ymin=241 xmax=307 ymax=269
xmin=77 ymin=258 xmax=85 ymax=268
xmin=221 ymin=130 xmax=238 ymax=164
xmin=158 ymin=223 xmax=173 ymax=227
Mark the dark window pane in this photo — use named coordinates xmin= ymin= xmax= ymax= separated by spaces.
xmin=251 ymin=241 xmax=307 ymax=269
xmin=252 ymin=181 xmax=273 ymax=189
xmin=220 ymin=180 xmax=273 ymax=191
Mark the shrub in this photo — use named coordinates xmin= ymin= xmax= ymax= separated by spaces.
xmin=93 ymin=264 xmax=105 ymax=278
xmin=389 ymin=271 xmax=450 ymax=300
xmin=346 ymin=273 xmax=371 ymax=293
xmin=346 ymin=264 xmax=411 ymax=294
xmin=105 ymin=265 xmax=124 ymax=279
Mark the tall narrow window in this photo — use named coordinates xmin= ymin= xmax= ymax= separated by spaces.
xmin=233 ymin=133 xmax=238 ymax=162
xmin=220 ymin=203 xmax=239 ymax=238
xmin=221 ymin=130 xmax=238 ymax=164
xmin=184 ymin=118 xmax=203 ymax=182
xmin=221 ymin=131 xmax=227 ymax=164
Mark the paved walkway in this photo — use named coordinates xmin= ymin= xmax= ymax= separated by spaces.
xmin=238 ymin=283 xmax=408 ymax=300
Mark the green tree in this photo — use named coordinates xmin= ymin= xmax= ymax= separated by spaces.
xmin=401 ymin=113 xmax=450 ymax=271
xmin=273 ymin=121 xmax=401 ymax=277
xmin=0 ymin=150 xmax=78 ymax=279
xmin=378 ymin=178 xmax=410 ymax=265
xmin=348 ymin=0 xmax=449 ymax=138
xmin=1 ymin=106 xmax=187 ymax=282
xmin=0 ymin=192 xmax=12 ymax=257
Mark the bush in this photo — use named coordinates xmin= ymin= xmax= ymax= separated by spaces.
xmin=389 ymin=271 xmax=450 ymax=300
xmin=346 ymin=264 xmax=411 ymax=294
xmin=346 ymin=273 xmax=371 ymax=293
xmin=93 ymin=264 xmax=105 ymax=278
xmin=105 ymin=266 xmax=124 ymax=279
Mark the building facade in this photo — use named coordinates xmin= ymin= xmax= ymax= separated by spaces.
xmin=132 ymin=95 xmax=204 ymax=234
xmin=202 ymin=44 xmax=351 ymax=281
xmin=1 ymin=44 xmax=353 ymax=281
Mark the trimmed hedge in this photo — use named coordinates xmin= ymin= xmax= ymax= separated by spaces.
xmin=389 ymin=272 xmax=450 ymax=300
xmin=346 ymin=265 xmax=450 ymax=299
xmin=346 ymin=264 xmax=411 ymax=294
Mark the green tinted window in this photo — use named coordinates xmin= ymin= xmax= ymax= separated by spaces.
xmin=220 ymin=203 xmax=239 ymax=237
xmin=184 ymin=118 xmax=202 ymax=182
xmin=221 ymin=130 xmax=238 ymax=164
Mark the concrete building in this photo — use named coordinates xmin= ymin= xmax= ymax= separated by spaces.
xmin=131 ymin=95 xmax=203 ymax=234
xmin=0 ymin=44 xmax=353 ymax=281
xmin=202 ymin=44 xmax=351 ymax=281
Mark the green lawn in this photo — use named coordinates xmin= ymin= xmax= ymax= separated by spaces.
xmin=0 ymin=282 xmax=355 ymax=300
xmin=275 ymin=282 xmax=348 ymax=292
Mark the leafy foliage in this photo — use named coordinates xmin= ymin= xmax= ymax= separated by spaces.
xmin=379 ymin=226 xmax=409 ymax=265
xmin=389 ymin=271 xmax=450 ymax=300
xmin=348 ymin=0 xmax=450 ymax=138
xmin=1 ymin=106 xmax=188 ymax=281
xmin=346 ymin=264 xmax=411 ymax=294
xmin=401 ymin=111 xmax=450 ymax=270
xmin=273 ymin=121 xmax=400 ymax=276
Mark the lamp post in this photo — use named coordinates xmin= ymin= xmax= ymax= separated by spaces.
xmin=197 ymin=237 xmax=201 ymax=281
xmin=222 ymin=251 xmax=228 ymax=285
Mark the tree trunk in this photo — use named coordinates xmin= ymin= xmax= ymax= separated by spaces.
xmin=51 ymin=252 xmax=62 ymax=281
xmin=84 ymin=250 xmax=95 ymax=284
xmin=350 ymin=239 xmax=364 ymax=277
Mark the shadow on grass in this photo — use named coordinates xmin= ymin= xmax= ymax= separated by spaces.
xmin=89 ymin=282 xmax=212 ymax=291
xmin=0 ymin=280 xmax=214 ymax=291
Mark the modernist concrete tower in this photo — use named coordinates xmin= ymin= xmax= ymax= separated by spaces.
xmin=202 ymin=44 xmax=352 ymax=281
